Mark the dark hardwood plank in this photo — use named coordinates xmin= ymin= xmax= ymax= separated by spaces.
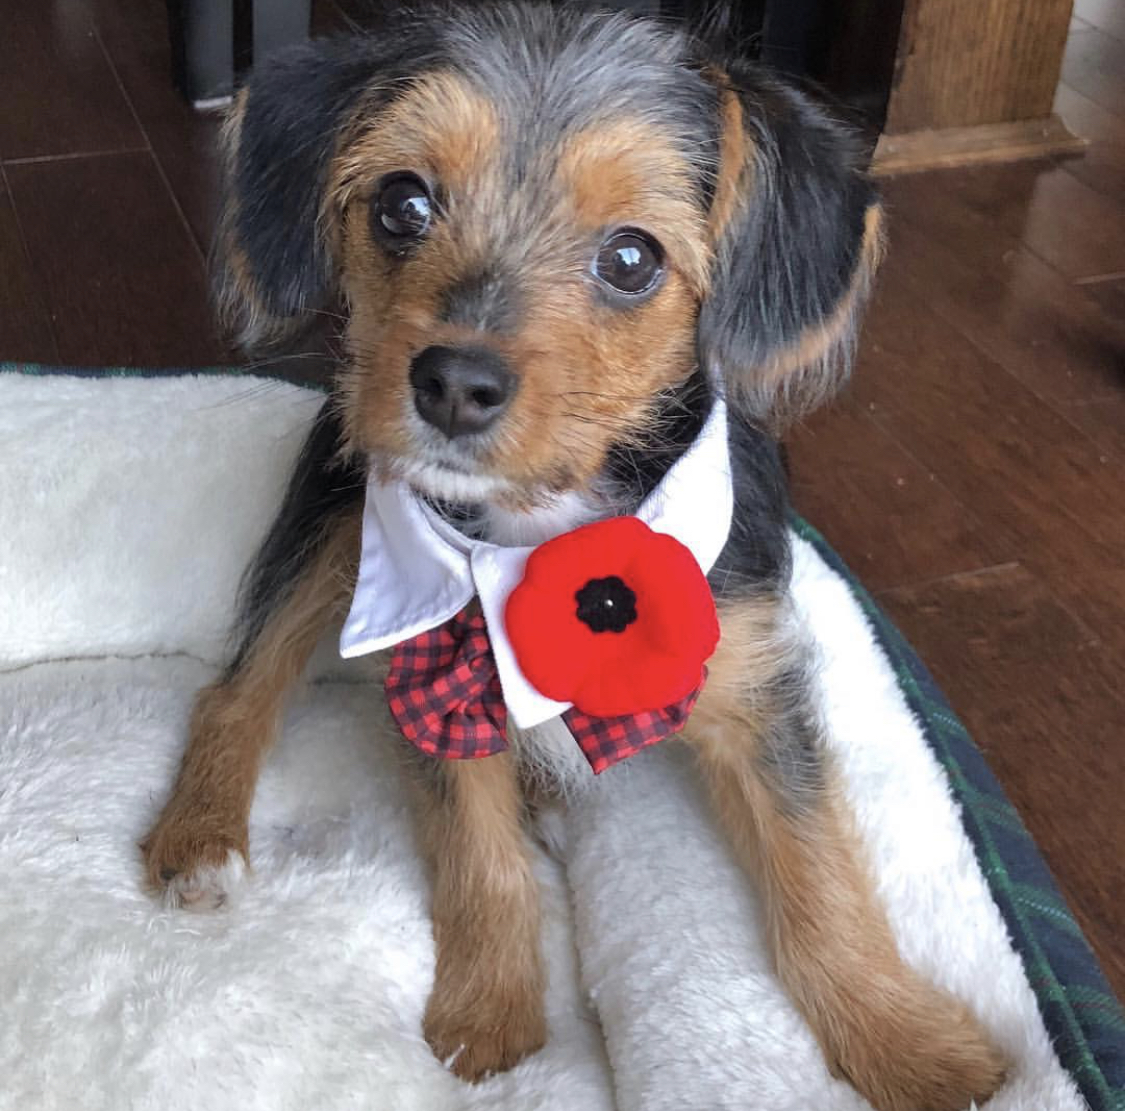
xmin=0 ymin=174 xmax=58 ymax=361
xmin=0 ymin=1 xmax=144 ymax=160
xmin=857 ymin=273 xmax=1125 ymax=540
xmin=851 ymin=275 xmax=1125 ymax=650
xmin=787 ymin=398 xmax=1010 ymax=591
xmin=1078 ymin=274 xmax=1125 ymax=317
xmin=879 ymin=564 xmax=1125 ymax=1000
xmin=1060 ymin=394 xmax=1125 ymax=463
xmin=90 ymin=0 xmax=225 ymax=254
xmin=1062 ymin=27 xmax=1125 ymax=119
xmin=886 ymin=159 xmax=1125 ymax=282
xmin=877 ymin=196 xmax=1125 ymax=404
xmin=5 ymin=152 xmax=224 ymax=367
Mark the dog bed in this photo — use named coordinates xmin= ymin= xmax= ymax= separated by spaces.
xmin=1 ymin=365 xmax=1121 ymax=1111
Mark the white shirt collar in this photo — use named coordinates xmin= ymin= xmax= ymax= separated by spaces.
xmin=340 ymin=397 xmax=733 ymax=730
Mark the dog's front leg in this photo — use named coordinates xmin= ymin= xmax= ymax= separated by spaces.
xmin=684 ymin=601 xmax=1007 ymax=1111
xmin=141 ymin=511 xmax=359 ymax=908
xmin=414 ymin=752 xmax=547 ymax=1082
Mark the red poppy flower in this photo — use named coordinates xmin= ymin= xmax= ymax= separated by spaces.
xmin=505 ymin=516 xmax=720 ymax=717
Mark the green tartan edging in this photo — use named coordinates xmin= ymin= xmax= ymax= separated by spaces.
xmin=5 ymin=364 xmax=1124 ymax=1107
xmin=793 ymin=515 xmax=1125 ymax=1111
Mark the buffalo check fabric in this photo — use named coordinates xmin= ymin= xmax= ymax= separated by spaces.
xmin=563 ymin=691 xmax=702 ymax=774
xmin=384 ymin=608 xmax=508 ymax=759
xmin=384 ymin=606 xmax=702 ymax=772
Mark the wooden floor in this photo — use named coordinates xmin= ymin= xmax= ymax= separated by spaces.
xmin=2 ymin=2 xmax=1122 ymax=997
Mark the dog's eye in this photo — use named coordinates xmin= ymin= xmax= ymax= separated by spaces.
xmin=371 ymin=174 xmax=433 ymax=247
xmin=594 ymin=231 xmax=664 ymax=296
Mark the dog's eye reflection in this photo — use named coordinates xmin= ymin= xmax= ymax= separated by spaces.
xmin=594 ymin=230 xmax=664 ymax=296
xmin=371 ymin=173 xmax=433 ymax=247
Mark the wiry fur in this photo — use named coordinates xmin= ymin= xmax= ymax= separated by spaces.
xmin=687 ymin=601 xmax=1007 ymax=1109
xmin=226 ymin=398 xmax=363 ymax=676
xmin=413 ymin=752 xmax=547 ymax=1080
xmin=142 ymin=511 xmax=360 ymax=907
xmin=144 ymin=6 xmax=1006 ymax=1108
xmin=699 ymin=74 xmax=884 ymax=427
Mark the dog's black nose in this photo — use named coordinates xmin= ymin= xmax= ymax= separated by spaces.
xmin=409 ymin=345 xmax=515 ymax=438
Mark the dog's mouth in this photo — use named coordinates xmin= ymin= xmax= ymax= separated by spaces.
xmin=372 ymin=436 xmax=585 ymax=516
xmin=369 ymin=397 xmax=573 ymax=509
xmin=393 ymin=455 xmax=518 ymax=504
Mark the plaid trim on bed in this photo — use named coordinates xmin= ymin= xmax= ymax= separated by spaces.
xmin=5 ymin=364 xmax=1123 ymax=1108
xmin=793 ymin=514 xmax=1125 ymax=1111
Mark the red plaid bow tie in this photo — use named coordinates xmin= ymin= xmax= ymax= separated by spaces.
xmin=384 ymin=607 xmax=700 ymax=774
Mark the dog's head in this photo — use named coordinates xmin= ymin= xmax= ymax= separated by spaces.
xmin=219 ymin=4 xmax=881 ymax=509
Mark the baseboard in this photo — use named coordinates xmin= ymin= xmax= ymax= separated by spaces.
xmin=872 ymin=113 xmax=1088 ymax=176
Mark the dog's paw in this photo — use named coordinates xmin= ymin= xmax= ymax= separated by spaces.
xmin=140 ymin=807 xmax=248 ymax=911
xmin=829 ymin=982 xmax=1008 ymax=1111
xmin=423 ymin=990 xmax=546 ymax=1082
xmin=158 ymin=848 xmax=246 ymax=911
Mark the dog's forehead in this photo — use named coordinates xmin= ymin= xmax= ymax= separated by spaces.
xmin=340 ymin=10 xmax=716 ymax=200
xmin=445 ymin=9 xmax=713 ymax=152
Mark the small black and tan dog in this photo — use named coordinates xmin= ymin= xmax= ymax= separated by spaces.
xmin=141 ymin=5 xmax=1007 ymax=1107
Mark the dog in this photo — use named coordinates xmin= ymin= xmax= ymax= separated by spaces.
xmin=141 ymin=5 xmax=1008 ymax=1108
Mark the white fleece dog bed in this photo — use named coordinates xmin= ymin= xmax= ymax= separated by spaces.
xmin=1 ymin=369 xmax=1120 ymax=1111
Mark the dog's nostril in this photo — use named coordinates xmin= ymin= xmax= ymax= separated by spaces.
xmin=470 ymin=386 xmax=502 ymax=409
xmin=408 ymin=345 xmax=516 ymax=439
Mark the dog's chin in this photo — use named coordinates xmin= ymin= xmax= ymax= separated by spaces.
xmin=394 ymin=457 xmax=520 ymax=506
xmin=395 ymin=456 xmax=602 ymax=545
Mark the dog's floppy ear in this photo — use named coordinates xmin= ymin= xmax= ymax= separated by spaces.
xmin=217 ymin=31 xmax=438 ymax=350
xmin=698 ymin=65 xmax=883 ymax=429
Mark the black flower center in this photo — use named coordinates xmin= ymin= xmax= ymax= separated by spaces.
xmin=575 ymin=576 xmax=638 ymax=634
